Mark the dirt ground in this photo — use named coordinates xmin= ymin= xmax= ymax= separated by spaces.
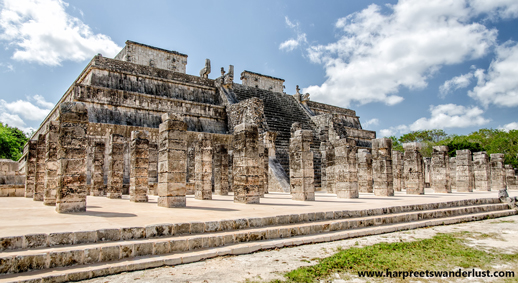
xmin=81 ymin=215 xmax=518 ymax=283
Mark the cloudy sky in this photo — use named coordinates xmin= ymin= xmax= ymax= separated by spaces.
xmin=0 ymin=0 xmax=517 ymax=137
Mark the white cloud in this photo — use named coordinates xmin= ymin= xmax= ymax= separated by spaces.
xmin=279 ymin=16 xmax=307 ymax=52
xmin=32 ymin=94 xmax=54 ymax=109
xmin=0 ymin=95 xmax=53 ymax=132
xmin=470 ymin=0 xmax=518 ymax=19
xmin=498 ymin=122 xmax=518 ymax=132
xmin=380 ymin=103 xmax=490 ymax=136
xmin=285 ymin=16 xmax=297 ymax=29
xmin=439 ymin=72 xmax=474 ymax=97
xmin=0 ymin=0 xmax=121 ymax=66
xmin=468 ymin=41 xmax=518 ymax=107
xmin=0 ymin=62 xmax=14 ymax=72
xmin=363 ymin=118 xmax=379 ymax=128
xmin=303 ymin=0 xmax=502 ymax=107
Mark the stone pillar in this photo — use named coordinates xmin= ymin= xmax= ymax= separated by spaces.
xmin=289 ymin=129 xmax=315 ymax=201
xmin=456 ymin=150 xmax=474 ymax=192
xmin=449 ymin=157 xmax=457 ymax=191
xmin=334 ymin=139 xmax=358 ymax=198
xmin=431 ymin=146 xmax=450 ymax=193
xmin=372 ymin=138 xmax=394 ymax=196
xmin=44 ymin=121 xmax=59 ymax=205
xmin=24 ymin=140 xmax=38 ymax=198
xmin=90 ymin=141 xmax=105 ymax=196
xmin=423 ymin=157 xmax=431 ymax=187
xmin=56 ymin=102 xmax=88 ymax=213
xmin=213 ymin=145 xmax=230 ymax=195
xmin=323 ymin=142 xmax=336 ymax=193
xmin=358 ymin=149 xmax=373 ymax=193
xmin=257 ymin=141 xmax=266 ymax=197
xmin=129 ymin=131 xmax=149 ymax=202
xmin=34 ymin=134 xmax=46 ymax=201
xmin=106 ymin=134 xmax=125 ymax=199
xmin=403 ymin=142 xmax=424 ymax=195
xmin=232 ymin=123 xmax=261 ymax=204
xmin=194 ymin=134 xmax=213 ymax=200
xmin=158 ymin=113 xmax=188 ymax=207
xmin=473 ymin=151 xmax=490 ymax=191
xmin=392 ymin=150 xmax=404 ymax=192
xmin=186 ymin=146 xmax=195 ymax=194
xmin=264 ymin=132 xmax=277 ymax=158
xmin=505 ymin=165 xmax=517 ymax=190
xmin=148 ymin=143 xmax=158 ymax=196
xmin=490 ymin=153 xmax=506 ymax=191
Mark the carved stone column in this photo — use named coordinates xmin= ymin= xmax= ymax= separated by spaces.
xmin=473 ymin=151 xmax=490 ymax=191
xmin=213 ymin=145 xmax=230 ymax=195
xmin=403 ymin=142 xmax=424 ymax=195
xmin=431 ymin=146 xmax=450 ymax=193
xmin=505 ymin=165 xmax=517 ymax=190
xmin=34 ymin=134 xmax=46 ymax=201
xmin=158 ymin=113 xmax=188 ymax=207
xmin=148 ymin=142 xmax=158 ymax=196
xmin=456 ymin=150 xmax=474 ymax=192
xmin=107 ymin=134 xmax=125 ymax=199
xmin=372 ymin=138 xmax=394 ymax=196
xmin=44 ymin=121 xmax=59 ymax=205
xmin=358 ymin=149 xmax=373 ymax=193
xmin=289 ymin=129 xmax=315 ymax=201
xmin=323 ymin=142 xmax=335 ymax=193
xmin=56 ymin=102 xmax=88 ymax=213
xmin=130 ymin=131 xmax=149 ymax=202
xmin=194 ymin=134 xmax=213 ymax=200
xmin=24 ymin=140 xmax=38 ymax=198
xmin=490 ymin=153 xmax=506 ymax=191
xmin=334 ymin=139 xmax=358 ymax=198
xmin=392 ymin=150 xmax=404 ymax=192
xmin=90 ymin=141 xmax=105 ymax=196
xmin=232 ymin=123 xmax=261 ymax=204
xmin=449 ymin=157 xmax=457 ymax=191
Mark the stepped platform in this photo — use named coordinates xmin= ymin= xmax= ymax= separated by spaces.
xmin=0 ymin=191 xmax=516 ymax=283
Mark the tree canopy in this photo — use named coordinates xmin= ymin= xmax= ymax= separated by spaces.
xmin=0 ymin=123 xmax=29 ymax=161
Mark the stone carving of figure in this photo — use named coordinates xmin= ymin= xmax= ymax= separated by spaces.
xmin=199 ymin=59 xmax=211 ymax=79
xmin=302 ymin=92 xmax=310 ymax=103
xmin=223 ymin=65 xmax=234 ymax=86
xmin=221 ymin=67 xmax=225 ymax=76
xmin=294 ymin=85 xmax=302 ymax=102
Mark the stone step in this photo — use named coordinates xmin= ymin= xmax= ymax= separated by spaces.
xmin=0 ymin=207 xmax=515 ymax=283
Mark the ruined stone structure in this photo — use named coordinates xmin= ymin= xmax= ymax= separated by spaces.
xmin=129 ymin=131 xmax=150 ymax=202
xmin=449 ymin=157 xmax=457 ymax=191
xmin=392 ymin=150 xmax=404 ymax=192
xmin=44 ymin=121 xmax=59 ymax=205
xmin=194 ymin=134 xmax=213 ymax=200
xmin=456 ymin=150 xmax=474 ymax=192
xmin=334 ymin=139 xmax=358 ymax=198
xmin=505 ymin=165 xmax=517 ymax=190
xmin=106 ymin=135 xmax=125 ymax=199
xmin=358 ymin=149 xmax=373 ymax=193
xmin=473 ymin=151 xmax=491 ymax=191
xmin=232 ymin=123 xmax=261 ymax=204
xmin=423 ymin=157 xmax=431 ymax=188
xmin=90 ymin=141 xmax=105 ymax=197
xmin=490 ymin=153 xmax=506 ymax=191
xmin=289 ymin=128 xmax=315 ymax=201
xmin=431 ymin=146 xmax=450 ymax=193
xmin=403 ymin=142 xmax=424 ymax=195
xmin=372 ymin=138 xmax=393 ymax=196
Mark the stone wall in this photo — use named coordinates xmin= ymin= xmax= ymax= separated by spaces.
xmin=0 ymin=159 xmax=24 ymax=185
xmin=227 ymin=97 xmax=268 ymax=135
xmin=240 ymin=71 xmax=285 ymax=93
xmin=114 ymin=40 xmax=187 ymax=73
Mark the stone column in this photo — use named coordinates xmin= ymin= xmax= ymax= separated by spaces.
xmin=106 ymin=134 xmax=125 ymax=199
xmin=194 ymin=134 xmax=213 ymax=200
xmin=323 ymin=142 xmax=335 ymax=193
xmin=24 ymin=140 xmax=38 ymax=198
xmin=90 ymin=141 xmax=105 ymax=196
xmin=423 ymin=157 xmax=431 ymax=187
xmin=257 ymin=141 xmax=266 ymax=197
xmin=289 ymin=129 xmax=315 ymax=201
xmin=44 ymin=121 xmax=59 ymax=205
xmin=129 ymin=131 xmax=149 ymax=202
xmin=213 ymin=145 xmax=230 ymax=195
xmin=148 ymin=143 xmax=158 ymax=196
xmin=158 ymin=113 xmax=188 ymax=207
xmin=372 ymin=138 xmax=394 ymax=196
xmin=392 ymin=150 xmax=404 ymax=192
xmin=431 ymin=146 xmax=450 ymax=193
xmin=403 ymin=142 xmax=424 ymax=195
xmin=505 ymin=165 xmax=517 ymax=190
xmin=334 ymin=139 xmax=358 ymax=198
xmin=473 ymin=151 xmax=490 ymax=191
xmin=456 ymin=150 xmax=474 ymax=192
xmin=358 ymin=149 xmax=373 ymax=193
xmin=56 ymin=102 xmax=88 ymax=213
xmin=490 ymin=153 xmax=506 ymax=191
xmin=34 ymin=134 xmax=46 ymax=201
xmin=186 ymin=146 xmax=195 ymax=194
xmin=449 ymin=157 xmax=457 ymax=191
xmin=232 ymin=123 xmax=261 ymax=204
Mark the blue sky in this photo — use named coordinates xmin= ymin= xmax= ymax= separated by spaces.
xmin=0 ymin=0 xmax=517 ymax=137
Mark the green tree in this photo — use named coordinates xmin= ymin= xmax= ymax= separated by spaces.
xmin=0 ymin=123 xmax=29 ymax=161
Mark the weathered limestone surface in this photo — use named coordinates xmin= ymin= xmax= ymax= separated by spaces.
xmin=44 ymin=121 xmax=59 ymax=205
xmin=392 ymin=150 xmax=403 ymax=192
xmin=90 ymin=141 xmax=105 ymax=197
xmin=158 ymin=113 xmax=188 ymax=207
xmin=148 ymin=143 xmax=158 ymax=196
xmin=334 ymin=139 xmax=358 ymax=198
xmin=232 ymin=123 xmax=261 ymax=204
xmin=358 ymin=149 xmax=373 ymax=193
xmin=129 ymin=131 xmax=149 ymax=202
xmin=114 ymin=40 xmax=188 ymax=73
xmin=490 ymin=153 xmax=506 ymax=191
xmin=423 ymin=157 xmax=431 ymax=188
xmin=505 ymin=165 xmax=517 ymax=190
xmin=106 ymin=134 xmax=125 ymax=199
xmin=56 ymin=102 xmax=88 ymax=213
xmin=34 ymin=134 xmax=46 ymax=201
xmin=456 ymin=150 xmax=474 ymax=192
xmin=323 ymin=142 xmax=335 ymax=193
xmin=213 ymin=145 xmax=229 ymax=195
xmin=431 ymin=146 xmax=450 ymax=193
xmin=194 ymin=135 xmax=213 ymax=200
xmin=449 ymin=157 xmax=457 ymax=191
xmin=240 ymin=71 xmax=285 ymax=93
xmin=403 ymin=142 xmax=424 ymax=195
xmin=24 ymin=140 xmax=37 ymax=198
xmin=289 ymin=129 xmax=315 ymax=201
xmin=372 ymin=138 xmax=393 ymax=196
xmin=473 ymin=151 xmax=491 ymax=191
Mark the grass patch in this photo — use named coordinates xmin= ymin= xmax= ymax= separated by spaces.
xmin=490 ymin=220 xmax=516 ymax=224
xmin=278 ymin=233 xmax=518 ymax=282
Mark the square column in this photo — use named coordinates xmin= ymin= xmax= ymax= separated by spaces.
xmin=56 ymin=102 xmax=88 ymax=213
xmin=358 ymin=149 xmax=373 ymax=193
xmin=423 ymin=157 xmax=431 ymax=187
xmin=334 ymin=139 xmax=358 ymax=198
xmin=44 ymin=121 xmax=59 ymax=205
xmin=490 ymin=153 xmax=506 ymax=191
xmin=403 ymin=142 xmax=424 ymax=195
xmin=24 ymin=140 xmax=38 ymax=198
xmin=473 ymin=151 xmax=490 ymax=191
xmin=289 ymin=129 xmax=315 ymax=201
xmin=158 ymin=113 xmax=188 ymax=207
xmin=90 ymin=141 xmax=105 ymax=196
xmin=130 ymin=131 xmax=149 ymax=202
xmin=148 ymin=143 xmax=158 ymax=195
xmin=194 ymin=134 xmax=213 ymax=200
xmin=34 ymin=134 xmax=46 ymax=201
xmin=213 ymin=145 xmax=230 ymax=195
xmin=107 ymin=134 xmax=125 ymax=199
xmin=449 ymin=157 xmax=457 ymax=191
xmin=232 ymin=123 xmax=261 ymax=204
xmin=505 ymin=165 xmax=517 ymax=190
xmin=456 ymin=150 xmax=474 ymax=192
xmin=392 ymin=150 xmax=403 ymax=192
xmin=372 ymin=138 xmax=394 ymax=196
xmin=431 ymin=146 xmax=450 ymax=193
xmin=323 ymin=142 xmax=335 ymax=193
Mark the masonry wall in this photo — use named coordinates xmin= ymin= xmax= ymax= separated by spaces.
xmin=114 ymin=41 xmax=187 ymax=73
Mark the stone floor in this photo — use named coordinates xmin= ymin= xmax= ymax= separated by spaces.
xmin=1 ymin=190 xmax=516 ymax=237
